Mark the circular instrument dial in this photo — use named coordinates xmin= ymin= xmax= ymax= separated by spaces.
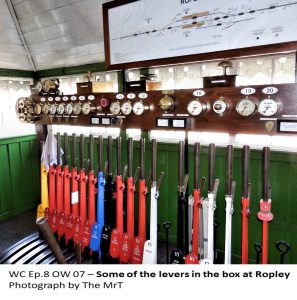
xmin=258 ymin=98 xmax=278 ymax=117
xmin=121 ymin=101 xmax=133 ymax=115
xmin=62 ymin=96 xmax=69 ymax=101
xmin=70 ymin=96 xmax=77 ymax=101
xmin=65 ymin=103 xmax=73 ymax=115
xmin=34 ymin=103 xmax=42 ymax=115
xmin=82 ymin=102 xmax=91 ymax=115
xmin=187 ymin=100 xmax=204 ymax=116
xmin=17 ymin=98 xmax=26 ymax=108
xmin=110 ymin=101 xmax=121 ymax=115
xmin=19 ymin=113 xmax=26 ymax=122
xmin=49 ymin=104 xmax=57 ymax=115
xmin=213 ymin=98 xmax=227 ymax=114
xmin=42 ymin=103 xmax=49 ymax=114
xmin=236 ymin=98 xmax=256 ymax=117
xmin=159 ymin=95 xmax=175 ymax=112
xmin=55 ymin=96 xmax=61 ymax=101
xmin=133 ymin=101 xmax=145 ymax=115
xmin=100 ymin=97 xmax=109 ymax=108
xmin=73 ymin=103 xmax=82 ymax=115
xmin=57 ymin=103 xmax=65 ymax=115
xmin=88 ymin=95 xmax=95 ymax=101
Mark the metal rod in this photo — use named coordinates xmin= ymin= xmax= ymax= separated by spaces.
xmin=98 ymin=135 xmax=103 ymax=172
xmin=57 ymin=132 xmax=61 ymax=165
xmin=226 ymin=145 xmax=233 ymax=196
xmin=178 ymin=141 xmax=184 ymax=193
xmin=140 ymin=138 xmax=145 ymax=180
xmin=243 ymin=145 xmax=250 ymax=199
xmin=194 ymin=142 xmax=200 ymax=190
xmin=80 ymin=134 xmax=84 ymax=169
xmin=108 ymin=136 xmax=113 ymax=175
xmin=117 ymin=136 xmax=121 ymax=176
xmin=89 ymin=134 xmax=94 ymax=171
xmin=64 ymin=132 xmax=68 ymax=166
xmin=128 ymin=137 xmax=133 ymax=178
xmin=208 ymin=143 xmax=215 ymax=192
xmin=72 ymin=133 xmax=77 ymax=167
xmin=152 ymin=139 xmax=157 ymax=182
xmin=36 ymin=218 xmax=67 ymax=264
xmin=262 ymin=147 xmax=270 ymax=202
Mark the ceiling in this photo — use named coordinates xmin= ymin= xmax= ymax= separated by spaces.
xmin=0 ymin=0 xmax=112 ymax=71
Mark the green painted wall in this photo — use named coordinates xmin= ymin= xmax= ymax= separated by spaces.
xmin=0 ymin=135 xmax=40 ymax=221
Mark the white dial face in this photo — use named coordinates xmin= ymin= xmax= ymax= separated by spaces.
xmin=49 ymin=104 xmax=57 ymax=115
xmin=57 ymin=103 xmax=64 ymax=115
xmin=258 ymin=98 xmax=278 ymax=117
xmin=138 ymin=92 xmax=148 ymax=99
xmin=82 ymin=103 xmax=91 ymax=115
xmin=48 ymin=97 xmax=54 ymax=102
xmin=116 ymin=94 xmax=124 ymax=100
xmin=73 ymin=103 xmax=81 ymax=115
xmin=236 ymin=98 xmax=256 ymax=117
xmin=187 ymin=100 xmax=203 ymax=116
xmin=62 ymin=96 xmax=69 ymax=101
xmin=34 ymin=104 xmax=42 ymax=115
xmin=133 ymin=101 xmax=145 ymax=115
xmin=88 ymin=95 xmax=95 ymax=101
xmin=79 ymin=95 xmax=85 ymax=101
xmin=127 ymin=93 xmax=136 ymax=100
xmin=42 ymin=104 xmax=49 ymax=114
xmin=121 ymin=101 xmax=133 ymax=115
xmin=65 ymin=103 xmax=73 ymax=115
xmin=55 ymin=96 xmax=61 ymax=101
xmin=213 ymin=99 xmax=227 ymax=114
xmin=40 ymin=97 xmax=46 ymax=102
xmin=70 ymin=96 xmax=77 ymax=101
xmin=110 ymin=101 xmax=121 ymax=115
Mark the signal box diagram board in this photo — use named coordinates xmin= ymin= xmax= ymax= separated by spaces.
xmin=104 ymin=0 xmax=297 ymax=69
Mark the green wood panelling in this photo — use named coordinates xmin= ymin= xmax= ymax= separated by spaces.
xmin=0 ymin=136 xmax=39 ymax=221
xmin=35 ymin=63 xmax=106 ymax=79
xmin=0 ymin=68 xmax=34 ymax=78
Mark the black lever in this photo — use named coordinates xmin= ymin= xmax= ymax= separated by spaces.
xmin=254 ymin=243 xmax=262 ymax=264
xmin=276 ymin=240 xmax=290 ymax=264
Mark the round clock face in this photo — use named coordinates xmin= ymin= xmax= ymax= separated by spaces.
xmin=213 ymin=98 xmax=227 ymax=114
xmin=110 ymin=101 xmax=121 ymax=115
xmin=73 ymin=103 xmax=82 ymax=115
xmin=82 ymin=102 xmax=91 ymax=115
xmin=133 ymin=101 xmax=145 ymax=115
xmin=159 ymin=95 xmax=174 ymax=112
xmin=236 ymin=98 xmax=257 ymax=117
xmin=49 ymin=104 xmax=57 ymax=115
xmin=42 ymin=103 xmax=49 ymax=114
xmin=187 ymin=100 xmax=204 ymax=116
xmin=65 ymin=103 xmax=73 ymax=115
xmin=121 ymin=101 xmax=133 ymax=115
xmin=34 ymin=103 xmax=42 ymax=115
xmin=258 ymin=98 xmax=278 ymax=117
xmin=57 ymin=103 xmax=65 ymax=115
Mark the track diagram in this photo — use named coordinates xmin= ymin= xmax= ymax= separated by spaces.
xmin=107 ymin=0 xmax=297 ymax=65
